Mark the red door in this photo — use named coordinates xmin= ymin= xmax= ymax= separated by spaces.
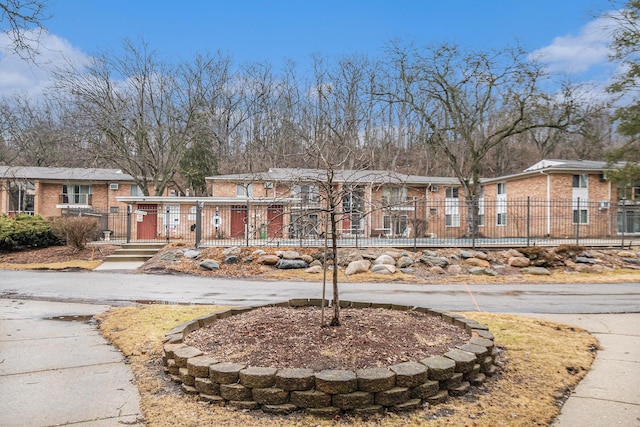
xmin=230 ymin=205 xmax=247 ymax=238
xmin=267 ymin=205 xmax=283 ymax=238
xmin=136 ymin=204 xmax=158 ymax=240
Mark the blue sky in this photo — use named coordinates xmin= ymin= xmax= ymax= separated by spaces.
xmin=0 ymin=0 xmax=621 ymax=95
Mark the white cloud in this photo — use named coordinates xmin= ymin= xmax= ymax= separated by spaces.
xmin=0 ymin=30 xmax=89 ymax=97
xmin=530 ymin=12 xmax=617 ymax=74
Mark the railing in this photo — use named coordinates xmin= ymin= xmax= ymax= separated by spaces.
xmin=77 ymin=198 xmax=640 ymax=249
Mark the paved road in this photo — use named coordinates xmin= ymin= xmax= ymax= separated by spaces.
xmin=1 ymin=270 xmax=640 ymax=313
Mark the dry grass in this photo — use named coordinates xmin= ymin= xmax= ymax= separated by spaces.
xmin=0 ymin=260 xmax=103 ymax=270
xmin=97 ymin=305 xmax=597 ymax=427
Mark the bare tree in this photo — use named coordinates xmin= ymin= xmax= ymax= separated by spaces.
xmin=0 ymin=0 xmax=49 ymax=59
xmin=378 ymin=42 xmax=572 ymax=235
xmin=55 ymin=39 xmax=204 ymax=195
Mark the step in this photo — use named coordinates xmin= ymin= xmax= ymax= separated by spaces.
xmin=121 ymin=243 xmax=166 ymax=250
xmin=113 ymin=249 xmax=160 ymax=256
xmin=103 ymin=254 xmax=155 ymax=262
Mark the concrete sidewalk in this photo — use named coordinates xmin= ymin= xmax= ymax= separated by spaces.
xmin=0 ymin=299 xmax=142 ymax=427
xmin=527 ymin=313 xmax=640 ymax=427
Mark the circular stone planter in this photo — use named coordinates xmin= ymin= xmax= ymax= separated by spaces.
xmin=162 ymin=299 xmax=499 ymax=416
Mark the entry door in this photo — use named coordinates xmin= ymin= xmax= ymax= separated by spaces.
xmin=230 ymin=205 xmax=247 ymax=238
xmin=137 ymin=204 xmax=158 ymax=239
xmin=267 ymin=205 xmax=284 ymax=238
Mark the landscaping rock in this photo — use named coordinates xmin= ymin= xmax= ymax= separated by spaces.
xmin=575 ymin=256 xmax=597 ymax=264
xmin=460 ymin=250 xmax=474 ymax=259
xmin=223 ymin=246 xmax=241 ymax=256
xmin=422 ymin=249 xmax=437 ymax=257
xmin=373 ymin=254 xmax=396 ymax=265
xmin=421 ymin=355 xmax=455 ymax=381
xmin=252 ymin=249 xmax=266 ymax=256
xmin=623 ymin=257 xmax=640 ymax=265
xmin=371 ymin=264 xmax=396 ymax=274
xmin=187 ymin=355 xmax=219 ymax=378
xmin=157 ymin=251 xmax=177 ymax=261
xmin=444 ymin=349 xmax=477 ymax=373
xmin=305 ymin=265 xmax=323 ymax=274
xmin=503 ymin=249 xmax=524 ymax=259
xmin=220 ymin=383 xmax=252 ymax=401
xmin=199 ymin=259 xmax=220 ymax=270
xmin=257 ymin=254 xmax=280 ymax=265
xmin=225 ymin=255 xmax=240 ymax=264
xmin=469 ymin=267 xmax=498 ymax=276
xmin=396 ymin=256 xmax=414 ymax=268
xmin=333 ymin=391 xmax=374 ymax=409
xmin=173 ymin=347 xmax=203 ymax=367
xmin=290 ymin=390 xmax=332 ymax=408
xmin=374 ymin=387 xmax=410 ymax=406
xmin=430 ymin=266 xmax=446 ymax=274
xmin=209 ymin=362 xmax=245 ymax=384
xmin=465 ymin=258 xmax=491 ymax=268
xmin=239 ymin=367 xmax=277 ymax=388
xmin=275 ymin=259 xmax=309 ymax=269
xmin=280 ymin=250 xmax=301 ymax=260
xmin=410 ymin=380 xmax=439 ymax=399
xmin=184 ymin=249 xmax=201 ymax=259
xmin=447 ymin=264 xmax=462 ymax=275
xmin=252 ymin=387 xmax=289 ymax=405
xmin=344 ymin=260 xmax=371 ymax=276
xmin=389 ymin=361 xmax=428 ymax=387
xmin=617 ymin=250 xmax=636 ymax=258
xmin=508 ymin=256 xmax=530 ymax=267
xmin=300 ymin=254 xmax=314 ymax=263
xmin=474 ymin=251 xmax=488 ymax=260
xmin=421 ymin=255 xmax=449 ymax=268
xmin=521 ymin=266 xmax=551 ymax=275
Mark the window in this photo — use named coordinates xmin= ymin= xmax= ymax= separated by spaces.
xmin=236 ymin=183 xmax=254 ymax=197
xmin=497 ymin=212 xmax=507 ymax=226
xmin=382 ymin=186 xmax=408 ymax=204
xmin=497 ymin=182 xmax=506 ymax=195
xmin=572 ymin=174 xmax=588 ymax=189
xmin=62 ymin=184 xmax=91 ymax=205
xmin=445 ymin=213 xmax=460 ymax=227
xmin=130 ymin=185 xmax=144 ymax=196
xmin=292 ymin=185 xmax=319 ymax=203
xmin=8 ymin=181 xmax=35 ymax=213
xmin=445 ymin=187 xmax=459 ymax=199
xmin=110 ymin=206 xmax=119 ymax=213
xmin=343 ymin=186 xmax=364 ymax=213
xmin=573 ymin=209 xmax=588 ymax=224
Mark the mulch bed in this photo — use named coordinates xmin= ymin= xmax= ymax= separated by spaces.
xmin=184 ymin=306 xmax=470 ymax=371
xmin=0 ymin=245 xmax=118 ymax=264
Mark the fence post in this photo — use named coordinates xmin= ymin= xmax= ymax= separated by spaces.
xmin=471 ymin=197 xmax=476 ymax=250
xmin=245 ymin=201 xmax=250 ymax=247
xmin=413 ymin=197 xmax=417 ymax=252
xmin=621 ymin=197 xmax=626 ymax=248
xmin=575 ymin=197 xmax=580 ymax=245
xmin=526 ymin=197 xmax=531 ymax=247
xmin=165 ymin=206 xmax=170 ymax=244
xmin=126 ymin=204 xmax=131 ymax=243
xmin=195 ymin=201 xmax=203 ymax=248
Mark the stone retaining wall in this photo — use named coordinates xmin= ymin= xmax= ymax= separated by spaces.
xmin=162 ymin=299 xmax=499 ymax=416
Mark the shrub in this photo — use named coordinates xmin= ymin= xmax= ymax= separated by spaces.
xmin=51 ymin=216 xmax=100 ymax=250
xmin=0 ymin=214 xmax=60 ymax=251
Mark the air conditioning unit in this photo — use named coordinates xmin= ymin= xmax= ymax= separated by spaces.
xmin=599 ymin=201 xmax=610 ymax=210
xmin=109 ymin=183 xmax=119 ymax=190
xmin=430 ymin=186 xmax=439 ymax=192
xmin=264 ymin=181 xmax=273 ymax=189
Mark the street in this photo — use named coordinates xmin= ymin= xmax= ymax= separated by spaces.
xmin=1 ymin=270 xmax=639 ymax=313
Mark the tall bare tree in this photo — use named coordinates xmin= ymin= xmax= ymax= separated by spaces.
xmin=0 ymin=0 xmax=48 ymax=59
xmin=378 ymin=42 xmax=572 ymax=234
xmin=55 ymin=39 xmax=204 ymax=195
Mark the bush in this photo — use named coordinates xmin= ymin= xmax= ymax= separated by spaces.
xmin=51 ymin=216 xmax=100 ymax=250
xmin=0 ymin=214 xmax=60 ymax=251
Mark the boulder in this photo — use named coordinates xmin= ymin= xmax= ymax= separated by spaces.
xmin=275 ymin=259 xmax=309 ymax=269
xmin=373 ymin=254 xmax=396 ymax=265
xmin=279 ymin=250 xmax=300 ymax=260
xmin=157 ymin=251 xmax=177 ymax=261
xmin=198 ymin=259 xmax=220 ymax=270
xmin=508 ymin=256 xmax=530 ymax=268
xmin=422 ymin=249 xmax=438 ymax=257
xmin=300 ymin=254 xmax=314 ymax=263
xmin=223 ymin=246 xmax=241 ymax=256
xmin=345 ymin=260 xmax=371 ymax=276
xmin=252 ymin=249 xmax=266 ymax=256
xmin=421 ymin=255 xmax=449 ymax=268
xmin=521 ymin=266 xmax=551 ymax=275
xmin=309 ymin=259 xmax=322 ymax=267
xmin=225 ymin=255 xmax=239 ymax=264
xmin=474 ymin=251 xmax=488 ymax=260
xmin=469 ymin=267 xmax=498 ymax=276
xmin=429 ymin=266 xmax=446 ymax=274
xmin=371 ymin=264 xmax=396 ymax=274
xmin=623 ymin=257 xmax=640 ymax=265
xmin=447 ymin=264 xmax=462 ymax=275
xmin=575 ymin=256 xmax=597 ymax=264
xmin=464 ymin=258 xmax=491 ymax=268
xmin=396 ymin=256 xmax=414 ymax=268
xmin=503 ymin=249 xmax=524 ymax=259
xmin=257 ymin=255 xmax=280 ymax=265
xmin=305 ymin=265 xmax=323 ymax=274
xmin=460 ymin=250 xmax=474 ymax=259
xmin=183 ymin=249 xmax=201 ymax=259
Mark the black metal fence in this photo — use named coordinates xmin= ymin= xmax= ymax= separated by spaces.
xmin=69 ymin=198 xmax=640 ymax=249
